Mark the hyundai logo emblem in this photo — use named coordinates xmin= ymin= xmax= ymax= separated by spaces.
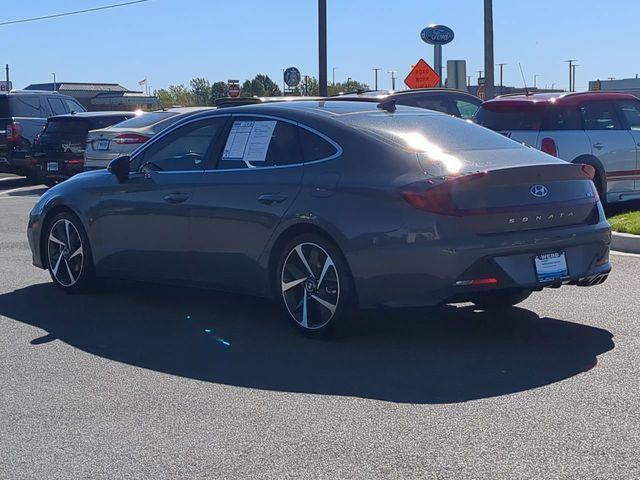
xmin=531 ymin=185 xmax=549 ymax=198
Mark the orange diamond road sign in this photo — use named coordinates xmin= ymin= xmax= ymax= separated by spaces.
xmin=404 ymin=59 xmax=440 ymax=89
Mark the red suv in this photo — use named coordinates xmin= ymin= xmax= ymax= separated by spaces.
xmin=475 ymin=92 xmax=640 ymax=205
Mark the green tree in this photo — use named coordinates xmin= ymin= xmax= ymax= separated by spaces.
xmin=154 ymin=88 xmax=174 ymax=109
xmin=328 ymin=80 xmax=370 ymax=96
xmin=240 ymin=80 xmax=253 ymax=97
xmin=211 ymin=81 xmax=227 ymax=100
xmin=190 ymin=77 xmax=212 ymax=105
xmin=168 ymin=84 xmax=194 ymax=106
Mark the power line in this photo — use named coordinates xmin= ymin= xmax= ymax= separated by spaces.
xmin=0 ymin=0 xmax=151 ymax=27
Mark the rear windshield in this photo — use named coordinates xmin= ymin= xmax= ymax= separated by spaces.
xmin=475 ymin=105 xmax=582 ymax=131
xmin=114 ymin=111 xmax=178 ymax=128
xmin=43 ymin=118 xmax=90 ymax=137
xmin=339 ymin=112 xmax=522 ymax=152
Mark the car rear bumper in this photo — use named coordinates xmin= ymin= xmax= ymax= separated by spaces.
xmin=348 ymin=220 xmax=612 ymax=309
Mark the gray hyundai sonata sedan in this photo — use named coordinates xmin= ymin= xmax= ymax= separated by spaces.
xmin=27 ymin=100 xmax=611 ymax=336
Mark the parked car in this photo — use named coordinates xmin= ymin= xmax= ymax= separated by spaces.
xmin=28 ymin=101 xmax=610 ymax=337
xmin=33 ymin=112 xmax=136 ymax=187
xmin=329 ymin=88 xmax=482 ymax=119
xmin=84 ymin=107 xmax=214 ymax=170
xmin=0 ymin=90 xmax=86 ymax=181
xmin=475 ymin=91 xmax=640 ymax=205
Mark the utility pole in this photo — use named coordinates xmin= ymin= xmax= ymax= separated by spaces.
xmin=372 ymin=68 xmax=381 ymax=91
xmin=533 ymin=74 xmax=540 ymax=89
xmin=497 ymin=63 xmax=506 ymax=87
xmin=388 ymin=70 xmax=397 ymax=90
xmin=52 ymin=73 xmax=56 ymax=91
xmin=484 ymin=0 xmax=495 ymax=99
xmin=5 ymin=64 xmax=9 ymax=85
xmin=572 ymin=64 xmax=579 ymax=92
xmin=565 ymin=59 xmax=576 ymax=92
xmin=318 ymin=0 xmax=328 ymax=96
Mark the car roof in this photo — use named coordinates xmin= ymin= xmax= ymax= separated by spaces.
xmin=483 ymin=91 xmax=638 ymax=108
xmin=187 ymin=100 xmax=444 ymax=124
xmin=49 ymin=111 xmax=135 ymax=119
xmin=332 ymin=88 xmax=480 ymax=101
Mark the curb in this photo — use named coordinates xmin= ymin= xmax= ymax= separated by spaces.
xmin=611 ymin=231 xmax=640 ymax=255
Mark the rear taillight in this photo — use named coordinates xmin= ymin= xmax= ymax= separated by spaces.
xmin=65 ymin=159 xmax=85 ymax=165
xmin=401 ymin=172 xmax=487 ymax=216
xmin=541 ymin=137 xmax=558 ymax=157
xmin=6 ymin=122 xmax=22 ymax=143
xmin=113 ymin=133 xmax=150 ymax=145
xmin=580 ymin=164 xmax=595 ymax=180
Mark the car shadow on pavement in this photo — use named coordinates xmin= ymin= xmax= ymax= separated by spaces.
xmin=0 ymin=281 xmax=614 ymax=404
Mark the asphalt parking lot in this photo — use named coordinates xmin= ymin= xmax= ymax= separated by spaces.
xmin=0 ymin=173 xmax=638 ymax=479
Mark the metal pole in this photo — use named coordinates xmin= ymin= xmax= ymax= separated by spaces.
xmin=372 ymin=68 xmax=381 ymax=90
xmin=484 ymin=0 xmax=495 ymax=99
xmin=52 ymin=72 xmax=56 ymax=91
xmin=6 ymin=64 xmax=9 ymax=85
xmin=434 ymin=45 xmax=442 ymax=87
xmin=497 ymin=63 xmax=506 ymax=87
xmin=565 ymin=60 xmax=576 ymax=92
xmin=533 ymin=74 xmax=539 ymax=89
xmin=332 ymin=67 xmax=336 ymax=86
xmin=572 ymin=64 xmax=579 ymax=92
xmin=318 ymin=0 xmax=328 ymax=96
xmin=388 ymin=70 xmax=396 ymax=90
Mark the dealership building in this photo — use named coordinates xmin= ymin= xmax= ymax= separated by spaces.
xmin=589 ymin=77 xmax=640 ymax=97
xmin=24 ymin=82 xmax=157 ymax=111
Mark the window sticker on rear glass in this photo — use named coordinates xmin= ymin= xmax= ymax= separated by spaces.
xmin=222 ymin=120 xmax=276 ymax=166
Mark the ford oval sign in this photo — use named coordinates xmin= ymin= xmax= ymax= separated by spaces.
xmin=420 ymin=25 xmax=454 ymax=45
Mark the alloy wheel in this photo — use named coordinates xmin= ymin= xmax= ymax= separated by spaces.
xmin=47 ymin=218 xmax=84 ymax=287
xmin=281 ymin=242 xmax=340 ymax=330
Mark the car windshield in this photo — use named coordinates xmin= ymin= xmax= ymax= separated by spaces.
xmin=340 ymin=112 xmax=522 ymax=152
xmin=113 ymin=111 xmax=178 ymax=128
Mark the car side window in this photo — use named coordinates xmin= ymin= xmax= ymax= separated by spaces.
xmin=402 ymin=96 xmax=452 ymax=115
xmin=544 ymin=107 xmax=582 ymax=130
xmin=47 ymin=98 xmax=67 ymax=116
xmin=139 ymin=117 xmax=226 ymax=172
xmin=63 ymin=98 xmax=85 ymax=113
xmin=454 ymin=98 xmax=480 ymax=119
xmin=579 ymin=101 xmax=621 ymax=130
xmin=10 ymin=96 xmax=44 ymax=117
xmin=615 ymin=100 xmax=640 ymax=131
xmin=299 ymin=127 xmax=337 ymax=161
xmin=217 ymin=118 xmax=302 ymax=169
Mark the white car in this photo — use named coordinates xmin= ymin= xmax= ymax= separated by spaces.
xmin=84 ymin=107 xmax=215 ymax=170
xmin=475 ymin=91 xmax=640 ymax=205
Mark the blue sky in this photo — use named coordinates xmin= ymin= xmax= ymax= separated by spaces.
xmin=3 ymin=0 xmax=639 ymax=92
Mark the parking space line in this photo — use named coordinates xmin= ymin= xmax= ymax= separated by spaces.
xmin=0 ymin=185 xmax=42 ymax=197
xmin=611 ymin=250 xmax=640 ymax=259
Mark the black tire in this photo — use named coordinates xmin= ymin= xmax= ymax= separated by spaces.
xmin=472 ymin=288 xmax=532 ymax=311
xmin=275 ymin=233 xmax=353 ymax=337
xmin=45 ymin=211 xmax=95 ymax=293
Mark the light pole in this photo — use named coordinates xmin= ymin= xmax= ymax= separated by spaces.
xmin=332 ymin=67 xmax=337 ymax=86
xmin=52 ymin=72 xmax=56 ymax=91
xmin=388 ymin=70 xmax=397 ymax=90
xmin=318 ymin=0 xmax=328 ymax=96
xmin=372 ymin=68 xmax=381 ymax=91
xmin=497 ymin=63 xmax=507 ymax=87
xmin=572 ymin=64 xmax=579 ymax=92
xmin=564 ymin=59 xmax=576 ymax=92
xmin=533 ymin=74 xmax=540 ymax=89
xmin=484 ymin=0 xmax=495 ymax=99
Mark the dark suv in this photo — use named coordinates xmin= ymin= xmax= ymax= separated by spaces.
xmin=34 ymin=112 xmax=134 ymax=187
xmin=0 ymin=90 xmax=86 ymax=181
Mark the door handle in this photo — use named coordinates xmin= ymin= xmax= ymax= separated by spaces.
xmin=163 ymin=192 xmax=190 ymax=204
xmin=593 ymin=142 xmax=604 ymax=150
xmin=258 ymin=193 xmax=288 ymax=205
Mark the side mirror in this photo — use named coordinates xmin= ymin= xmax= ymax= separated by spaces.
xmin=108 ymin=155 xmax=131 ymax=183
